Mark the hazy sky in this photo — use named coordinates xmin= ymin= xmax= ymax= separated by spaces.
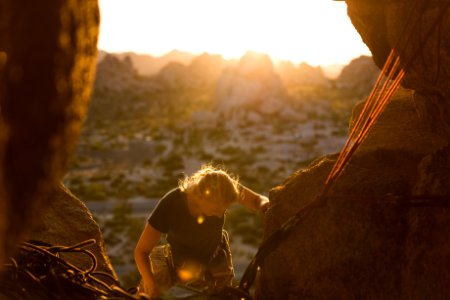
xmin=98 ymin=0 xmax=371 ymax=66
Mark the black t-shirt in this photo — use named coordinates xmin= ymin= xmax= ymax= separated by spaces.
xmin=148 ymin=188 xmax=224 ymax=263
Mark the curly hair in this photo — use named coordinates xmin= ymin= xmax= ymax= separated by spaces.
xmin=178 ymin=165 xmax=240 ymax=206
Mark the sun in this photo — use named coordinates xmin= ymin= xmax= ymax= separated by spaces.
xmin=98 ymin=0 xmax=370 ymax=66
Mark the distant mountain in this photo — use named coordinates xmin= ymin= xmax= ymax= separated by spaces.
xmin=321 ymin=63 xmax=346 ymax=79
xmin=94 ymin=54 xmax=137 ymax=93
xmin=216 ymin=51 xmax=287 ymax=115
xmin=276 ymin=61 xmax=330 ymax=87
xmin=335 ymin=55 xmax=380 ymax=96
xmin=152 ymin=52 xmax=230 ymax=90
xmin=93 ymin=53 xmax=163 ymax=100
xmin=97 ymin=49 xmax=196 ymax=76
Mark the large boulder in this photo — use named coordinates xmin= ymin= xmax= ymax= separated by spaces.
xmin=257 ymin=88 xmax=450 ymax=299
xmin=0 ymin=0 xmax=100 ymax=263
xmin=257 ymin=2 xmax=450 ymax=298
xmin=346 ymin=0 xmax=450 ymax=134
xmin=335 ymin=55 xmax=380 ymax=97
xmin=94 ymin=54 xmax=137 ymax=93
xmin=155 ymin=53 xmax=228 ymax=90
xmin=277 ymin=61 xmax=330 ymax=87
xmin=30 ymin=185 xmax=116 ymax=278
xmin=215 ymin=51 xmax=287 ymax=115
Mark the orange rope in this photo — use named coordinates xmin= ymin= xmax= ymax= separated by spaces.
xmin=324 ymin=51 xmax=405 ymax=192
xmin=330 ymin=70 xmax=405 ymax=182
xmin=325 ymin=50 xmax=401 ymax=186
xmin=318 ymin=0 xmax=449 ymax=198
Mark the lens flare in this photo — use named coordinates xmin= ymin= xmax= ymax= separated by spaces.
xmin=177 ymin=269 xmax=195 ymax=282
xmin=177 ymin=262 xmax=204 ymax=282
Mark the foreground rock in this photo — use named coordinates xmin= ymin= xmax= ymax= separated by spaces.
xmin=257 ymin=88 xmax=450 ymax=299
xmin=30 ymin=185 xmax=117 ymax=278
xmin=0 ymin=0 xmax=99 ymax=263
xmin=257 ymin=1 xmax=450 ymax=297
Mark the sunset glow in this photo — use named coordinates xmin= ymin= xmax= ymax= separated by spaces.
xmin=98 ymin=0 xmax=371 ymax=66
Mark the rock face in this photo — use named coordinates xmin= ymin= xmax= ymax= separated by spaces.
xmin=113 ymin=50 xmax=195 ymax=76
xmin=215 ymin=51 xmax=287 ymax=115
xmin=95 ymin=54 xmax=138 ymax=93
xmin=346 ymin=0 xmax=450 ymax=135
xmin=277 ymin=61 xmax=330 ymax=87
xmin=335 ymin=55 xmax=380 ymax=97
xmin=30 ymin=185 xmax=116 ymax=278
xmin=0 ymin=0 xmax=100 ymax=263
xmin=257 ymin=2 xmax=450 ymax=299
xmin=151 ymin=53 xmax=228 ymax=90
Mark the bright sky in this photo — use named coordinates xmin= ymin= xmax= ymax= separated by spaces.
xmin=98 ymin=0 xmax=371 ymax=66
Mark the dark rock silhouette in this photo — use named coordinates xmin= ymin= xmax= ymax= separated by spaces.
xmin=258 ymin=2 xmax=450 ymax=299
xmin=0 ymin=0 xmax=114 ymax=278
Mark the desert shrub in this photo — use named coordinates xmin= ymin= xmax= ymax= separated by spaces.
xmin=157 ymin=151 xmax=184 ymax=173
xmin=82 ymin=183 xmax=107 ymax=201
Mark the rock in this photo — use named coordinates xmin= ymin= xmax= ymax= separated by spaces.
xmin=30 ymin=184 xmax=117 ymax=279
xmin=94 ymin=54 xmax=137 ymax=93
xmin=215 ymin=51 xmax=287 ymax=115
xmin=346 ymin=0 xmax=450 ymax=133
xmin=0 ymin=0 xmax=99 ymax=263
xmin=413 ymin=145 xmax=450 ymax=195
xmin=113 ymin=50 xmax=195 ymax=76
xmin=187 ymin=53 xmax=228 ymax=87
xmin=153 ymin=52 xmax=228 ymax=90
xmin=156 ymin=61 xmax=189 ymax=90
xmin=349 ymin=88 xmax=447 ymax=156
xmin=277 ymin=60 xmax=330 ymax=87
xmin=256 ymin=3 xmax=450 ymax=295
xmin=335 ymin=55 xmax=380 ymax=97
xmin=257 ymin=88 xmax=450 ymax=298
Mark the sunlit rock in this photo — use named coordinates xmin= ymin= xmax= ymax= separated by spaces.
xmin=277 ymin=60 xmax=331 ymax=87
xmin=335 ymin=55 xmax=380 ymax=97
xmin=154 ymin=53 xmax=229 ymax=90
xmin=95 ymin=54 xmax=137 ymax=93
xmin=258 ymin=2 xmax=450 ymax=298
xmin=31 ymin=185 xmax=117 ymax=278
xmin=258 ymin=88 xmax=450 ymax=299
xmin=157 ymin=61 xmax=189 ymax=90
xmin=0 ymin=0 xmax=99 ymax=263
xmin=215 ymin=51 xmax=287 ymax=115
xmin=346 ymin=0 xmax=450 ymax=135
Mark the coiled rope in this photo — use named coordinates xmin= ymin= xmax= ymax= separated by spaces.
xmin=1 ymin=239 xmax=148 ymax=300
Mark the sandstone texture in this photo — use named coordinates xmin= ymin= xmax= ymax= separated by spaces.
xmin=258 ymin=2 xmax=450 ymax=299
xmin=30 ymin=184 xmax=117 ymax=279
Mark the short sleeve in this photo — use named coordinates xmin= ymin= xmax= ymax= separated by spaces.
xmin=147 ymin=189 xmax=177 ymax=233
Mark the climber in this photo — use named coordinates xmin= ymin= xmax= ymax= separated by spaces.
xmin=134 ymin=164 xmax=269 ymax=298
